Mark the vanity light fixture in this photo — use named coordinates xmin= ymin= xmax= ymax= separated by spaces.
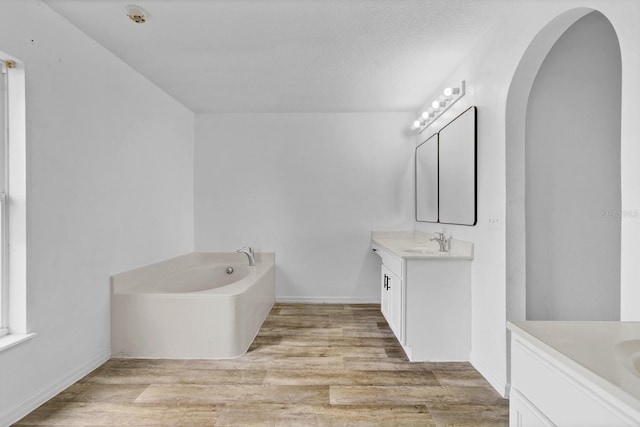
xmin=411 ymin=81 xmax=466 ymax=132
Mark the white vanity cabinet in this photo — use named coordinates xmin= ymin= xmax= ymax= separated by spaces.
xmin=403 ymin=257 xmax=471 ymax=361
xmin=371 ymin=233 xmax=472 ymax=361
xmin=508 ymin=322 xmax=640 ymax=427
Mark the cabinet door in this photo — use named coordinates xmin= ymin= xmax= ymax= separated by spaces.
xmin=388 ymin=270 xmax=402 ymax=339
xmin=509 ymin=390 xmax=555 ymax=427
xmin=381 ymin=265 xmax=402 ymax=339
xmin=381 ymin=265 xmax=392 ymax=325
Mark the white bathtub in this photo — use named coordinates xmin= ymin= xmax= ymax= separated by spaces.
xmin=111 ymin=252 xmax=275 ymax=359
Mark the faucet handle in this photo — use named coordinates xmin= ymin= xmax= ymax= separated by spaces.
xmin=432 ymin=232 xmax=445 ymax=240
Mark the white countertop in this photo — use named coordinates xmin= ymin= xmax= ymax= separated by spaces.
xmin=371 ymin=230 xmax=473 ymax=260
xmin=508 ymin=321 xmax=640 ymax=414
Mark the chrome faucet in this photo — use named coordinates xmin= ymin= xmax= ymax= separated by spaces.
xmin=237 ymin=246 xmax=256 ymax=266
xmin=430 ymin=232 xmax=449 ymax=252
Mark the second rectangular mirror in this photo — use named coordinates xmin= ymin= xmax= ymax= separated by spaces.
xmin=439 ymin=106 xmax=476 ymax=226
xmin=415 ymin=133 xmax=438 ymax=222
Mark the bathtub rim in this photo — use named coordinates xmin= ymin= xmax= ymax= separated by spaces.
xmin=111 ymin=252 xmax=275 ymax=297
xmin=120 ymin=263 xmax=273 ymax=297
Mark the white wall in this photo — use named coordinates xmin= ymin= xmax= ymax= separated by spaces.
xmin=525 ymin=11 xmax=621 ymax=321
xmin=0 ymin=1 xmax=194 ymax=424
xmin=195 ymin=113 xmax=414 ymax=302
xmin=414 ymin=0 xmax=640 ymax=395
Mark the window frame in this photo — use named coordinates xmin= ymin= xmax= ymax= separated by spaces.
xmin=0 ymin=194 xmax=6 ymax=338
xmin=0 ymin=61 xmax=8 ymax=337
xmin=0 ymin=54 xmax=29 ymax=349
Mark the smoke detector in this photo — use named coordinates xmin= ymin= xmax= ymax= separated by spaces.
xmin=126 ymin=5 xmax=147 ymax=24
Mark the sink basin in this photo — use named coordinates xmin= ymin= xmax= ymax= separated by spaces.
xmin=403 ymin=247 xmax=445 ymax=255
xmin=613 ymin=339 xmax=640 ymax=378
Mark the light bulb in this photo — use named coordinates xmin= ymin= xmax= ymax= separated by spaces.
xmin=421 ymin=111 xmax=429 ymax=119
xmin=444 ymin=87 xmax=459 ymax=97
xmin=413 ymin=120 xmax=421 ymax=128
xmin=431 ymin=101 xmax=440 ymax=109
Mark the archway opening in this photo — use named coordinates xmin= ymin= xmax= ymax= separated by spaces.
xmin=525 ymin=11 xmax=621 ymax=320
xmin=506 ymin=9 xmax=622 ymax=323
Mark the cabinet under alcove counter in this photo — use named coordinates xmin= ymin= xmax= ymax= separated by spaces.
xmin=508 ymin=321 xmax=640 ymax=425
xmin=371 ymin=231 xmax=473 ymax=362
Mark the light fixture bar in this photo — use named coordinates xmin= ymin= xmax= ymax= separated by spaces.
xmin=411 ymin=81 xmax=466 ymax=132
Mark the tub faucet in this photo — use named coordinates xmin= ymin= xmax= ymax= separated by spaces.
xmin=430 ymin=232 xmax=449 ymax=252
xmin=237 ymin=247 xmax=256 ymax=266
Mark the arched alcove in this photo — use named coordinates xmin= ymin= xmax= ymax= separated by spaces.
xmin=506 ymin=8 xmax=622 ymax=322
xmin=525 ymin=11 xmax=621 ymax=320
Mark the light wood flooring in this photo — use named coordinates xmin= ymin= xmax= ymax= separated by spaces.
xmin=15 ymin=303 xmax=509 ymax=426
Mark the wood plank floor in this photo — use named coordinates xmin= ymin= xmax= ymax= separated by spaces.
xmin=15 ymin=303 xmax=509 ymax=426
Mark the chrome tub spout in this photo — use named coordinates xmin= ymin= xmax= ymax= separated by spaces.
xmin=237 ymin=246 xmax=256 ymax=266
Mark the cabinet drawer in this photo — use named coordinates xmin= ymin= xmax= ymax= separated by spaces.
xmin=372 ymin=243 xmax=402 ymax=279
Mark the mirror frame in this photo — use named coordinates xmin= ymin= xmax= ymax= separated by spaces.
xmin=414 ymin=106 xmax=477 ymax=226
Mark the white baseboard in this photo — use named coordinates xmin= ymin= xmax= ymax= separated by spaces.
xmin=276 ymin=296 xmax=380 ymax=304
xmin=0 ymin=348 xmax=111 ymax=427
xmin=470 ymin=352 xmax=509 ymax=398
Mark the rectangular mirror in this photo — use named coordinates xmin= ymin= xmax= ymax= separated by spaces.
xmin=415 ymin=133 xmax=438 ymax=222
xmin=438 ymin=106 xmax=476 ymax=226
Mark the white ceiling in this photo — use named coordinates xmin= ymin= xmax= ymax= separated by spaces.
xmin=43 ymin=0 xmax=511 ymax=113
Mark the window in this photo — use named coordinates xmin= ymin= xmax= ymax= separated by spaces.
xmin=0 ymin=55 xmax=27 ymax=347
xmin=0 ymin=60 xmax=7 ymax=338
